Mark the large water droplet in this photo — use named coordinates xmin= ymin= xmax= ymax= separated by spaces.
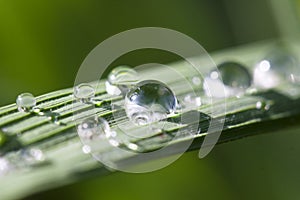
xmin=204 ymin=62 xmax=251 ymax=98
xmin=16 ymin=93 xmax=36 ymax=112
xmin=254 ymin=49 xmax=300 ymax=89
xmin=74 ymin=83 xmax=95 ymax=103
xmin=125 ymin=80 xmax=177 ymax=125
xmin=77 ymin=116 xmax=110 ymax=140
xmin=105 ymin=66 xmax=139 ymax=96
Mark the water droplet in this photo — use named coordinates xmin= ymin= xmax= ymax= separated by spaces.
xmin=38 ymin=111 xmax=61 ymax=124
xmin=127 ymin=143 xmax=139 ymax=151
xmin=77 ymin=116 xmax=110 ymax=140
xmin=16 ymin=93 xmax=36 ymax=112
xmin=74 ymin=83 xmax=95 ymax=103
xmin=125 ymin=80 xmax=177 ymax=125
xmin=183 ymin=94 xmax=201 ymax=108
xmin=254 ymin=49 xmax=300 ymax=89
xmin=105 ymin=66 xmax=139 ymax=96
xmin=21 ymin=148 xmax=45 ymax=166
xmin=0 ymin=157 xmax=11 ymax=175
xmin=82 ymin=145 xmax=91 ymax=154
xmin=204 ymin=62 xmax=251 ymax=98
xmin=192 ymin=76 xmax=202 ymax=86
xmin=256 ymin=101 xmax=263 ymax=109
xmin=255 ymin=101 xmax=271 ymax=111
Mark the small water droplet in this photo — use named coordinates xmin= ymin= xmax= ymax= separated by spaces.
xmin=0 ymin=157 xmax=11 ymax=175
xmin=254 ymin=49 xmax=300 ymax=88
xmin=105 ymin=66 xmax=139 ymax=96
xmin=127 ymin=143 xmax=139 ymax=151
xmin=82 ymin=145 xmax=91 ymax=154
xmin=183 ymin=94 xmax=201 ymax=108
xmin=255 ymin=101 xmax=271 ymax=111
xmin=21 ymin=148 xmax=45 ymax=166
xmin=74 ymin=83 xmax=95 ymax=103
xmin=204 ymin=62 xmax=251 ymax=98
xmin=192 ymin=76 xmax=202 ymax=86
xmin=256 ymin=101 xmax=263 ymax=109
xmin=125 ymin=80 xmax=177 ymax=125
xmin=77 ymin=116 xmax=110 ymax=140
xmin=16 ymin=93 xmax=36 ymax=112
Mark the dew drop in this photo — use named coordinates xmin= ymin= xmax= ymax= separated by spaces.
xmin=77 ymin=116 xmax=110 ymax=140
xmin=183 ymin=94 xmax=202 ymax=108
xmin=255 ymin=100 xmax=271 ymax=111
xmin=21 ymin=148 xmax=45 ymax=166
xmin=254 ymin=49 xmax=300 ymax=89
xmin=256 ymin=101 xmax=263 ymax=109
xmin=125 ymin=80 xmax=177 ymax=125
xmin=105 ymin=66 xmax=139 ymax=96
xmin=74 ymin=83 xmax=95 ymax=103
xmin=16 ymin=93 xmax=36 ymax=112
xmin=204 ymin=62 xmax=251 ymax=98
xmin=127 ymin=143 xmax=139 ymax=151
xmin=192 ymin=76 xmax=202 ymax=86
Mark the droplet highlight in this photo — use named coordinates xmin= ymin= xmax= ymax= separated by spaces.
xmin=16 ymin=93 xmax=36 ymax=112
xmin=125 ymin=80 xmax=177 ymax=125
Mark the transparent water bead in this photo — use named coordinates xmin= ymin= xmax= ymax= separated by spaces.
xmin=21 ymin=148 xmax=45 ymax=166
xmin=74 ymin=83 xmax=95 ymax=103
xmin=182 ymin=94 xmax=201 ymax=109
xmin=16 ymin=93 xmax=36 ymax=112
xmin=254 ymin=49 xmax=300 ymax=89
xmin=125 ymin=80 xmax=177 ymax=125
xmin=204 ymin=62 xmax=251 ymax=98
xmin=77 ymin=116 xmax=110 ymax=140
xmin=192 ymin=76 xmax=202 ymax=86
xmin=105 ymin=66 xmax=139 ymax=96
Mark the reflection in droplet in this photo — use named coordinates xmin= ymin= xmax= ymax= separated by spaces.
xmin=16 ymin=93 xmax=36 ymax=112
xmin=125 ymin=80 xmax=177 ymax=125
xmin=74 ymin=83 xmax=95 ymax=103
xmin=254 ymin=49 xmax=300 ymax=89
xmin=204 ymin=62 xmax=251 ymax=98
xmin=105 ymin=66 xmax=139 ymax=96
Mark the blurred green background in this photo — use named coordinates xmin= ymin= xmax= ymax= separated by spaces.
xmin=0 ymin=0 xmax=300 ymax=199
